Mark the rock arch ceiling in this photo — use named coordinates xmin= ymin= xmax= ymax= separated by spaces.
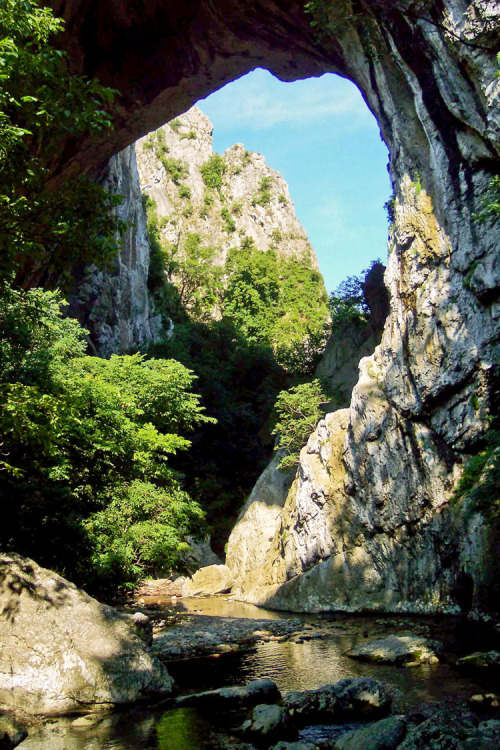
xmin=54 ymin=0 xmax=498 ymax=245
xmin=55 ymin=0 xmax=500 ymax=615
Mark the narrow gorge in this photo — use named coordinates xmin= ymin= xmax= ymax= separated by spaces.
xmin=64 ymin=0 xmax=500 ymax=618
xmin=1 ymin=0 xmax=499 ymax=733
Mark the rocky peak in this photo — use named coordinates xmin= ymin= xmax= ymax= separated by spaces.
xmin=135 ymin=106 xmax=318 ymax=269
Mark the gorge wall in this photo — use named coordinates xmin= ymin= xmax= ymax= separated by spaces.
xmin=135 ymin=105 xmax=319 ymax=270
xmin=70 ymin=146 xmax=161 ymax=356
xmin=56 ymin=0 xmax=499 ymax=616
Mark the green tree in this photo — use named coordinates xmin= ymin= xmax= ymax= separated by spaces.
xmin=85 ymin=480 xmax=205 ymax=586
xmin=149 ymin=318 xmax=290 ymax=549
xmin=329 ymin=271 xmax=369 ymax=328
xmin=272 ymin=379 xmax=329 ymax=470
xmin=0 ymin=0 xmax=124 ymax=288
xmin=223 ymin=242 xmax=281 ymax=342
xmin=200 ymin=154 xmax=227 ymax=193
xmin=0 ymin=287 xmax=213 ymax=590
xmin=475 ymin=176 xmax=500 ymax=222
xmin=222 ymin=240 xmax=329 ymax=372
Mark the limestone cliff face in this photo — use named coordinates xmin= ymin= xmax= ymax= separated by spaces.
xmin=135 ymin=105 xmax=318 ymax=268
xmin=225 ymin=3 xmax=500 ymax=617
xmin=317 ymin=262 xmax=390 ymax=409
xmin=55 ymin=0 xmax=499 ymax=615
xmin=70 ymin=146 xmax=161 ymax=356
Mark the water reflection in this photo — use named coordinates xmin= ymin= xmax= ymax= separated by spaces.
xmin=19 ymin=711 xmax=158 ymax=750
xmin=167 ymin=618 xmax=488 ymax=712
xmin=19 ymin=605 xmax=493 ymax=750
xmin=142 ymin=596 xmax=284 ymax=620
xmin=19 ymin=708 xmax=223 ymax=750
xmin=156 ymin=708 xmax=216 ymax=750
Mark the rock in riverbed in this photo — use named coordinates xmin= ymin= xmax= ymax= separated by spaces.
xmin=152 ymin=614 xmax=302 ymax=659
xmin=241 ymin=703 xmax=297 ymax=745
xmin=456 ymin=650 xmax=500 ymax=676
xmin=176 ymin=678 xmax=281 ymax=709
xmin=347 ymin=634 xmax=442 ymax=666
xmin=283 ymin=677 xmax=391 ymax=725
xmin=334 ymin=716 xmax=407 ymax=749
xmin=184 ymin=564 xmax=234 ymax=596
xmin=0 ymin=554 xmax=174 ymax=715
xmin=398 ymin=711 xmax=498 ymax=749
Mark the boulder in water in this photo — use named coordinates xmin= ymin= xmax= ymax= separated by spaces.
xmin=347 ymin=634 xmax=442 ymax=666
xmin=456 ymin=650 xmax=500 ymax=675
xmin=0 ymin=554 xmax=174 ymax=715
xmin=335 ymin=716 xmax=407 ymax=749
xmin=176 ymin=678 xmax=281 ymax=709
xmin=183 ymin=564 xmax=234 ymax=596
xmin=241 ymin=703 xmax=297 ymax=745
xmin=283 ymin=677 xmax=391 ymax=725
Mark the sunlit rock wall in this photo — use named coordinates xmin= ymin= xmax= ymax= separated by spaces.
xmin=70 ymin=146 xmax=161 ymax=356
xmin=226 ymin=0 xmax=500 ymax=617
xmin=55 ymin=0 xmax=499 ymax=615
xmin=135 ymin=105 xmax=320 ymax=268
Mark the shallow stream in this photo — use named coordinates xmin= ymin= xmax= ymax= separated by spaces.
xmin=19 ymin=598 xmax=496 ymax=749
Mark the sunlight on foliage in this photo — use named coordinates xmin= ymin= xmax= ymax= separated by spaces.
xmin=272 ymin=379 xmax=329 ymax=470
xmin=0 ymin=287 xmax=213 ymax=590
xmin=0 ymin=0 xmax=124 ymax=287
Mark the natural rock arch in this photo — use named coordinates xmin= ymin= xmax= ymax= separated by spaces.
xmin=56 ymin=0 xmax=499 ymax=615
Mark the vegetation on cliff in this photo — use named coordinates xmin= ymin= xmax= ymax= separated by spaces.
xmin=272 ymin=379 xmax=329 ymax=470
xmin=0 ymin=286 xmax=212 ymax=590
xmin=146 ymin=232 xmax=330 ymax=545
xmin=140 ymin=122 xmax=332 ymax=548
xmin=0 ymin=1 xmax=212 ymax=592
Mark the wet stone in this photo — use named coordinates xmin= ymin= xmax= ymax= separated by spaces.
xmin=334 ymin=716 xmax=407 ymax=749
xmin=283 ymin=677 xmax=391 ymax=726
xmin=176 ymin=678 xmax=281 ymax=710
xmin=398 ymin=711 xmax=498 ymax=749
xmin=456 ymin=651 xmax=500 ymax=676
xmin=153 ymin=614 xmax=302 ymax=660
xmin=347 ymin=634 xmax=442 ymax=666
xmin=241 ymin=703 xmax=297 ymax=745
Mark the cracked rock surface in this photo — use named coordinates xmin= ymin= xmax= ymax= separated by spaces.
xmin=0 ymin=554 xmax=174 ymax=715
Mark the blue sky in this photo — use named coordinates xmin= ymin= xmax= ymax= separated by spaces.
xmin=197 ymin=69 xmax=391 ymax=293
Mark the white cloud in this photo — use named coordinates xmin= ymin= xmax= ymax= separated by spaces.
xmin=198 ymin=69 xmax=373 ymax=130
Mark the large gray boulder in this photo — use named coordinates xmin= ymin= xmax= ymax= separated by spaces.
xmin=283 ymin=678 xmax=391 ymax=726
xmin=183 ymin=564 xmax=234 ymax=596
xmin=347 ymin=634 xmax=442 ymax=666
xmin=0 ymin=554 xmax=174 ymax=715
xmin=399 ymin=711 xmax=498 ymax=749
xmin=241 ymin=704 xmax=297 ymax=745
xmin=335 ymin=716 xmax=407 ymax=749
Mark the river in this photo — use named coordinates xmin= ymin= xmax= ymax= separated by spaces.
xmin=18 ymin=597 xmax=496 ymax=749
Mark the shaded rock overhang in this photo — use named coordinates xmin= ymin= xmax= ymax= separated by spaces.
xmin=49 ymin=1 xmax=499 ymax=238
xmin=50 ymin=0 xmax=352 ymax=175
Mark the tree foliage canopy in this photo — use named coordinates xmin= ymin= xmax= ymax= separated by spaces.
xmin=0 ymin=286 xmax=212 ymax=589
xmin=272 ymin=379 xmax=329 ymax=470
xmin=0 ymin=2 xmax=212 ymax=592
xmin=0 ymin=0 xmax=124 ymax=288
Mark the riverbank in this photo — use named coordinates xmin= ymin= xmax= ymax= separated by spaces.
xmin=13 ymin=596 xmax=500 ymax=749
